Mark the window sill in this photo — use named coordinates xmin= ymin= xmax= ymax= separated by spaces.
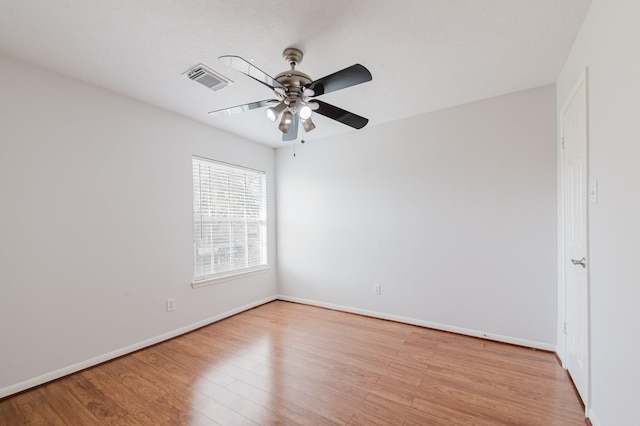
xmin=191 ymin=266 xmax=271 ymax=289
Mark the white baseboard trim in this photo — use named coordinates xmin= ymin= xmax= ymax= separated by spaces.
xmin=277 ymin=295 xmax=556 ymax=352
xmin=587 ymin=409 xmax=602 ymax=426
xmin=1 ymin=294 xmax=557 ymax=400
xmin=555 ymin=345 xmax=567 ymax=368
xmin=0 ymin=295 xmax=277 ymax=399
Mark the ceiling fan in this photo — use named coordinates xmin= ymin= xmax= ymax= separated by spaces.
xmin=209 ymin=48 xmax=372 ymax=141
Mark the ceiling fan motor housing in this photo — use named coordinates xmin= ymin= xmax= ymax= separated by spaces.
xmin=276 ymin=70 xmax=311 ymax=101
xmin=276 ymin=48 xmax=312 ymax=103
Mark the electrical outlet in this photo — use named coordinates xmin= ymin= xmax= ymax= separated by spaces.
xmin=167 ymin=298 xmax=176 ymax=312
xmin=373 ymin=284 xmax=381 ymax=295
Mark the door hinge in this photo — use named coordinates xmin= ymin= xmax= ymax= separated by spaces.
xmin=564 ymin=322 xmax=567 ymax=335
xmin=561 ymin=136 xmax=565 ymax=150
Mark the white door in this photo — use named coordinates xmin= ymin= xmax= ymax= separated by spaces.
xmin=562 ymin=74 xmax=589 ymax=406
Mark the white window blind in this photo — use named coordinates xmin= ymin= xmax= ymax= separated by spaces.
xmin=192 ymin=157 xmax=267 ymax=282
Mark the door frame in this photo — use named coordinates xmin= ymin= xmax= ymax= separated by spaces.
xmin=558 ymin=68 xmax=591 ymax=413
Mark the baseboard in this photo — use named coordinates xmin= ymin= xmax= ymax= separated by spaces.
xmin=0 ymin=295 xmax=277 ymax=400
xmin=277 ymin=295 xmax=556 ymax=351
xmin=586 ymin=409 xmax=601 ymax=426
xmin=1 ymin=294 xmax=557 ymax=400
xmin=553 ymin=351 xmax=565 ymax=368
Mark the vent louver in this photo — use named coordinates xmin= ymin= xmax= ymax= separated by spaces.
xmin=184 ymin=64 xmax=232 ymax=91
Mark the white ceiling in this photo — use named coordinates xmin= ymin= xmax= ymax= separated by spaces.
xmin=0 ymin=0 xmax=590 ymax=148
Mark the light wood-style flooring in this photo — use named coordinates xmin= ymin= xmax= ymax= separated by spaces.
xmin=0 ymin=301 xmax=585 ymax=425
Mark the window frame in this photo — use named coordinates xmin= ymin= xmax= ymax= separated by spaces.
xmin=191 ymin=156 xmax=268 ymax=287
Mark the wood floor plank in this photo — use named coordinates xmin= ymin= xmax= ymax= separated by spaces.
xmin=108 ymin=413 xmax=147 ymax=425
xmin=118 ymin=351 xmax=208 ymax=408
xmin=423 ymin=359 xmax=582 ymax=413
xmin=416 ymin=378 xmax=583 ymax=425
xmin=194 ymin=376 xmax=298 ymax=426
xmin=365 ymin=391 xmax=485 ymax=426
xmin=37 ymin=378 xmax=105 ymax=425
xmin=131 ymin=345 xmax=208 ymax=387
xmin=424 ymin=354 xmax=581 ymax=406
xmin=63 ymin=373 xmax=129 ymax=424
xmin=250 ymin=354 xmax=353 ymax=396
xmin=348 ymin=396 xmax=407 ymax=425
xmin=409 ymin=396 xmax=499 ymax=426
xmin=0 ymin=397 xmax=27 ymax=424
xmin=194 ymin=396 xmax=259 ymax=425
xmin=11 ymin=389 xmax=66 ymax=425
xmin=97 ymin=360 xmax=167 ymax=403
xmin=348 ymin=414 xmax=384 ymax=425
xmin=251 ymin=357 xmax=370 ymax=402
xmin=80 ymin=365 xmax=174 ymax=424
xmin=226 ymin=367 xmax=357 ymax=424
xmin=225 ymin=379 xmax=342 ymax=425
xmin=0 ymin=300 xmax=585 ymax=425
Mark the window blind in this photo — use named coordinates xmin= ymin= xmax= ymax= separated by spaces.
xmin=192 ymin=157 xmax=267 ymax=281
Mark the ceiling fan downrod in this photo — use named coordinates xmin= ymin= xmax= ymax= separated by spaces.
xmin=283 ymin=47 xmax=304 ymax=69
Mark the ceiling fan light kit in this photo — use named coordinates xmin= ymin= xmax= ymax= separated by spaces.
xmin=209 ymin=47 xmax=372 ymax=142
xmin=302 ymin=117 xmax=316 ymax=132
xmin=278 ymin=110 xmax=294 ymax=133
xmin=265 ymin=101 xmax=287 ymax=122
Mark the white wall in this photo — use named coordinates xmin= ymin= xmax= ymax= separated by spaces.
xmin=0 ymin=52 xmax=277 ymax=397
xmin=276 ymin=85 xmax=558 ymax=348
xmin=557 ymin=1 xmax=640 ymax=424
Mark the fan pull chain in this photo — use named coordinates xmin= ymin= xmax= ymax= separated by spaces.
xmin=293 ymin=122 xmax=309 ymax=158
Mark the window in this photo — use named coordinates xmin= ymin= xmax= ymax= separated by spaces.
xmin=192 ymin=157 xmax=267 ymax=283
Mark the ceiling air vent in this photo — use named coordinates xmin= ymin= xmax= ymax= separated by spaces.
xmin=184 ymin=63 xmax=232 ymax=91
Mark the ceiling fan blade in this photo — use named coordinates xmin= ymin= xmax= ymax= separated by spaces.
xmin=306 ymin=64 xmax=372 ymax=97
xmin=313 ymin=100 xmax=369 ymax=129
xmin=208 ymin=99 xmax=277 ymax=117
xmin=282 ymin=113 xmax=299 ymax=141
xmin=219 ymin=55 xmax=285 ymax=90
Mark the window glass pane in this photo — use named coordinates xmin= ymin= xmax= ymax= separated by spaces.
xmin=192 ymin=157 xmax=267 ymax=281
